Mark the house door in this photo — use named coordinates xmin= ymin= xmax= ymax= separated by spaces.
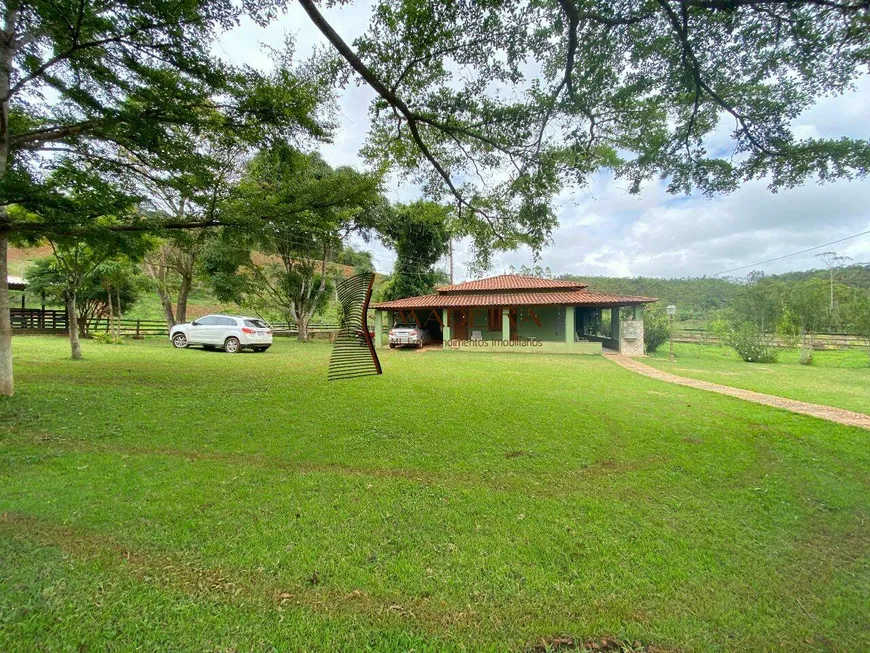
xmin=452 ymin=309 xmax=469 ymax=341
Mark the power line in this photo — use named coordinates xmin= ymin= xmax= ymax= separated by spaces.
xmin=710 ymin=229 xmax=870 ymax=277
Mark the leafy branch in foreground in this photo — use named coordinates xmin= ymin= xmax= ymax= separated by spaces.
xmin=300 ymin=0 xmax=870 ymax=264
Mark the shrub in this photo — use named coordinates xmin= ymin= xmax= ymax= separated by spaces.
xmin=644 ymin=308 xmax=670 ymax=353
xmin=91 ymin=332 xmax=125 ymax=345
xmin=721 ymin=321 xmax=778 ymax=363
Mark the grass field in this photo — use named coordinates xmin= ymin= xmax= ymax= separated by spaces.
xmin=647 ymin=343 xmax=870 ymax=415
xmin=1 ymin=337 xmax=868 ymax=652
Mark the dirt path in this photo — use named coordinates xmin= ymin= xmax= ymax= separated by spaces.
xmin=604 ymin=353 xmax=870 ymax=431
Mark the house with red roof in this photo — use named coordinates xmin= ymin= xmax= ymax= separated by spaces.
xmin=371 ymin=274 xmax=656 ymax=355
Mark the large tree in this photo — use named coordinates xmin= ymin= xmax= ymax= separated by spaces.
xmin=202 ymin=144 xmax=383 ymax=341
xmin=298 ymin=0 xmax=870 ymax=262
xmin=378 ymin=200 xmax=451 ymax=301
xmin=26 ymin=255 xmax=140 ymax=344
xmin=0 ymin=1 xmax=329 ymax=394
xmin=133 ymin=132 xmax=244 ymax=329
xmin=13 ymin=161 xmax=149 ymax=358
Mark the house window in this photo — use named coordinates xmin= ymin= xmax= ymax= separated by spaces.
xmin=488 ymin=308 xmax=501 ymax=331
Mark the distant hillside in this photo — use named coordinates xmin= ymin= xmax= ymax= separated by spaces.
xmin=560 ymin=275 xmax=737 ymax=319
xmin=8 ymin=245 xmax=51 ymax=276
xmin=561 ymin=264 xmax=870 ymax=320
xmin=767 ymin=264 xmax=870 ymax=289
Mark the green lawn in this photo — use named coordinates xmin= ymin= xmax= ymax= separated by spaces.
xmin=1 ymin=337 xmax=868 ymax=652
xmin=647 ymin=343 xmax=870 ymax=415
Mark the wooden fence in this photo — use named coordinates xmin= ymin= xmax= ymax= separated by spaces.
xmin=90 ymin=318 xmax=169 ymax=337
xmin=10 ymin=308 xmax=67 ymax=332
xmin=674 ymin=328 xmax=867 ymax=349
xmin=8 ymin=310 xmax=342 ymax=338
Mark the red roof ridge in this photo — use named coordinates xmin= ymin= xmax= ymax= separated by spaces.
xmin=436 ymin=274 xmax=587 ymax=293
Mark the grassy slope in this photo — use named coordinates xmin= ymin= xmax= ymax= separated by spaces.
xmin=646 ymin=343 xmax=870 ymax=415
xmin=0 ymin=338 xmax=868 ymax=652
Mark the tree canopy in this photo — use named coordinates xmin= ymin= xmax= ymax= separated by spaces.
xmin=300 ymin=0 xmax=870 ymax=263
xmin=201 ymin=144 xmax=383 ymax=339
xmin=378 ymin=200 xmax=451 ymax=301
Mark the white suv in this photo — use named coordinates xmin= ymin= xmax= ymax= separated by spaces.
xmin=170 ymin=315 xmax=273 ymax=353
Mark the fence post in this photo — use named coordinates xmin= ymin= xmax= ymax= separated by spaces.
xmin=136 ymin=320 xmax=140 ymax=337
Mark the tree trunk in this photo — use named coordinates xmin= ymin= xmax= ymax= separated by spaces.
xmin=0 ymin=231 xmax=13 ymax=396
xmin=116 ymin=286 xmax=122 ymax=339
xmin=297 ymin=317 xmax=310 ymax=342
xmin=154 ymin=283 xmax=176 ymax=329
xmin=107 ymin=283 xmax=114 ymax=338
xmin=66 ymin=289 xmax=82 ymax=360
xmin=176 ymin=272 xmax=192 ymax=324
xmin=0 ymin=14 xmax=15 ymax=396
xmin=799 ymin=329 xmax=815 ymax=365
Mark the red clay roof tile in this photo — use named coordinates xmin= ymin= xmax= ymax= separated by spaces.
xmin=372 ymin=290 xmax=657 ymax=310
xmin=436 ymin=274 xmax=587 ymax=292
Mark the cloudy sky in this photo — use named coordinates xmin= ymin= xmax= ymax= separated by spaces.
xmin=215 ymin=3 xmax=870 ymax=282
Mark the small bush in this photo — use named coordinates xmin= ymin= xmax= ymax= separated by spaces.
xmin=644 ymin=309 xmax=670 ymax=353
xmin=721 ymin=322 xmax=778 ymax=363
xmin=91 ymin=332 xmax=125 ymax=345
xmin=799 ymin=346 xmax=813 ymax=366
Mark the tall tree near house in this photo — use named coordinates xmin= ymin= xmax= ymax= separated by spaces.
xmin=143 ymin=232 xmax=207 ymax=329
xmin=781 ymin=278 xmax=843 ymax=365
xmin=728 ymin=271 xmax=784 ymax=333
xmin=0 ymin=2 xmax=330 ymax=395
xmin=131 ymin=130 xmax=249 ymax=329
xmin=202 ymin=144 xmax=383 ymax=341
xmin=815 ymin=251 xmax=854 ymax=313
xmin=378 ymin=201 xmax=451 ymax=301
xmin=297 ymin=0 xmax=869 ymax=265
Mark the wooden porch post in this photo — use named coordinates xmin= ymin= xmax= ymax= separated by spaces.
xmin=374 ymin=309 xmax=383 ymax=349
xmin=564 ymin=305 xmax=575 ymax=344
xmin=442 ymin=308 xmax=450 ymax=348
xmin=611 ymin=307 xmax=622 ymax=352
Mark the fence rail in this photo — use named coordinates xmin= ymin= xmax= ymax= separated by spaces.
xmin=674 ymin=328 xmax=867 ymax=349
xmin=269 ymin=322 xmax=339 ymax=334
xmin=92 ymin=318 xmax=169 ymax=337
xmin=10 ymin=308 xmax=67 ymax=331
xmin=8 ymin=311 xmax=344 ymax=337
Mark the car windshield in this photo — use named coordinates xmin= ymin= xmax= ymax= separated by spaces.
xmin=244 ymin=319 xmax=268 ymax=329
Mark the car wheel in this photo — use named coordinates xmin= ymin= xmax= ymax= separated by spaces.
xmin=389 ymin=343 xmax=396 ymax=349
xmin=224 ymin=337 xmax=241 ymax=354
xmin=172 ymin=333 xmax=188 ymax=349
xmin=416 ymin=341 xmax=423 ymax=349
